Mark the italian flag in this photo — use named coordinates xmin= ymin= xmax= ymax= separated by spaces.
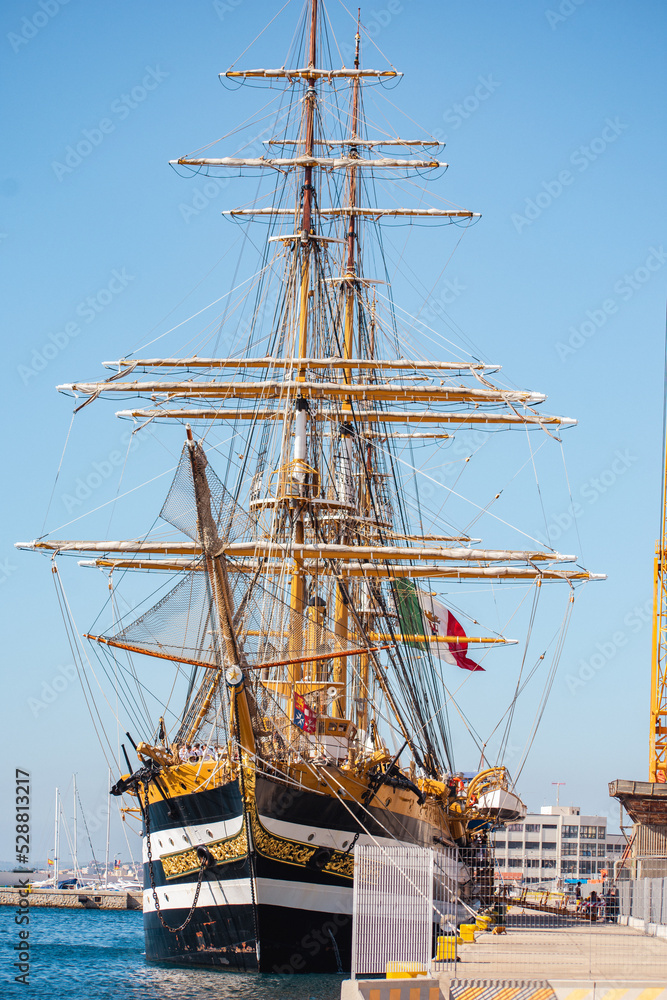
xmin=394 ymin=580 xmax=483 ymax=672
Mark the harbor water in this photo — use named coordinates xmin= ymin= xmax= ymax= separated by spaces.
xmin=1 ymin=907 xmax=343 ymax=1000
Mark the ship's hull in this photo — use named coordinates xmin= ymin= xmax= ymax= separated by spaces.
xmin=145 ymin=894 xmax=350 ymax=973
xmin=142 ymin=771 xmax=447 ymax=972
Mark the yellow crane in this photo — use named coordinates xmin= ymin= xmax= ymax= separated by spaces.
xmin=650 ymin=394 xmax=667 ymax=782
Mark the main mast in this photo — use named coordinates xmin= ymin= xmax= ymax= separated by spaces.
xmin=334 ymin=14 xmax=363 ymax=724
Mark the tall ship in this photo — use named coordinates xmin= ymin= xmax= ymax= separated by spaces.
xmin=18 ymin=1 xmax=603 ymax=973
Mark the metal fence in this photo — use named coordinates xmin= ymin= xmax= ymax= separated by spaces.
xmin=351 ymin=842 xmax=459 ymax=978
xmin=620 ymin=875 xmax=667 ymax=930
xmin=351 ymin=851 xmax=667 ymax=981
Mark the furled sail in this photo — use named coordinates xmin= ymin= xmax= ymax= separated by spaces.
xmin=94 ymin=441 xmax=375 ymax=675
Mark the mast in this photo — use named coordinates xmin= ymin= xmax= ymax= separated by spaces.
xmin=345 ymin=11 xmax=361 ymax=283
xmin=182 ymin=426 xmax=254 ymax=750
xmin=72 ymin=774 xmax=79 ymax=877
xmin=53 ymin=787 xmax=59 ymax=888
xmin=104 ymin=767 xmax=111 ymax=888
xmin=301 ymin=0 xmax=318 ymax=239
xmin=289 ymin=0 xmax=318 ymax=709
xmin=332 ymin=13 xmax=363 ymax=721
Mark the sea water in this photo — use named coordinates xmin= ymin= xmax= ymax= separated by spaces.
xmin=1 ymin=907 xmax=343 ymax=1000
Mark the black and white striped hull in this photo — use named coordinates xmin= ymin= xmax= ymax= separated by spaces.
xmin=142 ymin=773 xmax=444 ymax=972
xmin=144 ymin=878 xmax=351 ymax=973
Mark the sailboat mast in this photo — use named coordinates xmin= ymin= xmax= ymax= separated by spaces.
xmin=104 ymin=766 xmax=111 ymax=888
xmin=72 ymin=774 xmax=79 ymax=877
xmin=53 ymin=787 xmax=59 ymax=887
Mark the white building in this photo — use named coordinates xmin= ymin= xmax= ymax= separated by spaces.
xmin=490 ymin=805 xmax=626 ymax=885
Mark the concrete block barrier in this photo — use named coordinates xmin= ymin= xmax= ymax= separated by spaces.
xmin=341 ymin=980 xmax=667 ymax=1000
xmin=447 ymin=981 xmax=555 ymax=1000
xmin=341 ymin=979 xmax=442 ymax=1000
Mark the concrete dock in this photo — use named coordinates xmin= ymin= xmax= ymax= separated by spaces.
xmin=0 ymin=886 xmax=142 ymax=909
xmin=451 ymin=920 xmax=667 ymax=980
xmin=342 ymin=921 xmax=667 ymax=1000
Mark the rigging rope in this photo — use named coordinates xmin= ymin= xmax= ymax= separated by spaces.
xmin=514 ymin=588 xmax=575 ymax=782
xmin=52 ymin=563 xmax=118 ymax=770
xmin=39 ymin=409 xmax=76 ymax=538
xmin=496 ymin=581 xmax=542 ymax=764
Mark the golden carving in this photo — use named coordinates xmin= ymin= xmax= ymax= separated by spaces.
xmin=160 ymin=821 xmax=248 ymax=880
xmin=250 ymin=809 xmax=354 ymax=880
xmin=240 ymin=760 xmax=256 ymax=808
xmin=158 ymin=802 xmax=354 ymax=881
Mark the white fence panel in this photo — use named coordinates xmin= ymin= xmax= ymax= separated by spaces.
xmin=351 ymin=842 xmax=459 ymax=977
xmin=351 ymin=843 xmax=433 ymax=977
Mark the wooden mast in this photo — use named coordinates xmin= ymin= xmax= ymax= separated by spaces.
xmin=182 ymin=426 xmax=254 ymax=751
xmin=288 ymin=0 xmax=318 ymax=712
xmin=344 ymin=11 xmax=361 ymax=288
xmin=333 ymin=15 xmax=363 ymax=723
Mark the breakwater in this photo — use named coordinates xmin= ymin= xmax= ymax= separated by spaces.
xmin=0 ymin=886 xmax=142 ymax=909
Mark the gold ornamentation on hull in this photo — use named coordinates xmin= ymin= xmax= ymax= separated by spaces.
xmin=250 ymin=810 xmax=354 ymax=880
xmin=160 ymin=822 xmax=248 ymax=880
xmin=241 ymin=761 xmax=256 ymax=808
xmin=158 ymin=810 xmax=354 ymax=881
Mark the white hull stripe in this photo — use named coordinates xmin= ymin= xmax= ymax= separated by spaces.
xmin=257 ymin=813 xmax=402 ymax=852
xmin=141 ymin=815 xmax=244 ymax=864
xmin=142 ymin=813 xmax=403 ymax=866
xmin=143 ymin=876 xmax=353 ymax=914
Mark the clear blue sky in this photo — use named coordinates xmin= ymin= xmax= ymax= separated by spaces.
xmin=1 ymin=0 xmax=666 ymax=865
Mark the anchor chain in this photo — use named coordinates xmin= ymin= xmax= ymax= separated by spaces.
xmin=143 ymin=781 xmax=207 ymax=934
xmin=344 ymin=830 xmax=360 ymax=855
